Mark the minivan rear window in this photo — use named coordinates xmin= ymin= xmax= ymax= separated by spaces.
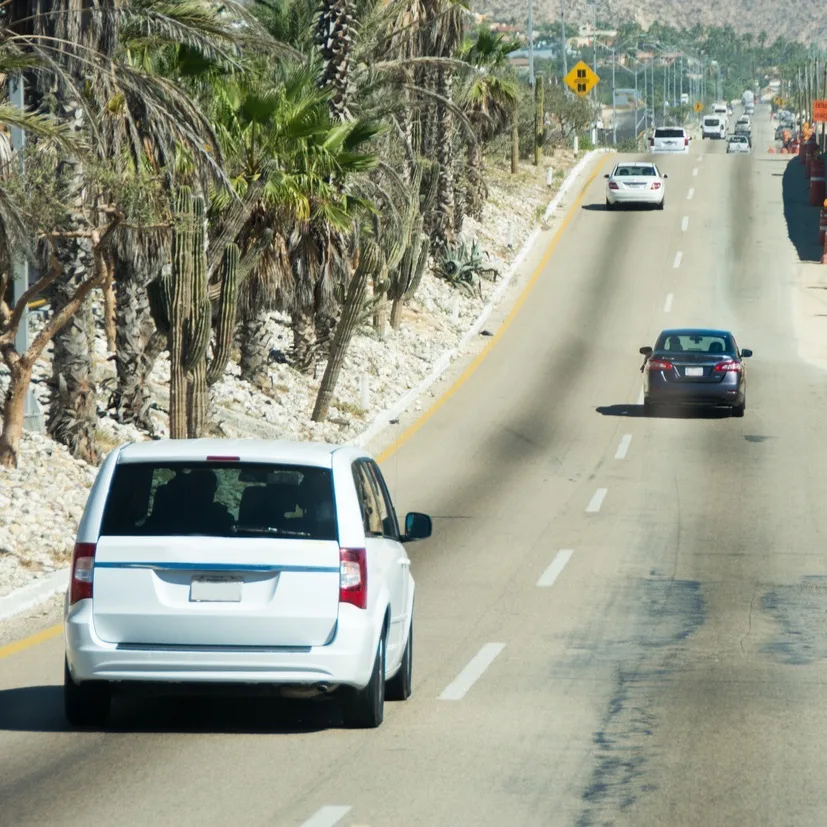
xmin=654 ymin=129 xmax=685 ymax=138
xmin=100 ymin=462 xmax=337 ymax=540
xmin=704 ymin=118 xmax=720 ymax=126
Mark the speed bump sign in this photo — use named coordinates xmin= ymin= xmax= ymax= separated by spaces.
xmin=693 ymin=101 xmax=703 ymax=113
xmin=564 ymin=61 xmax=599 ymax=97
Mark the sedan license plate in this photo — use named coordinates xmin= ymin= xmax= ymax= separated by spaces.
xmin=684 ymin=367 xmax=704 ymax=377
xmin=190 ymin=575 xmax=243 ymax=602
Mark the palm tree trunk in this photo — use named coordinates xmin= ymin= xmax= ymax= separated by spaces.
xmin=435 ymin=66 xmax=456 ymax=246
xmin=291 ymin=310 xmax=316 ymax=376
xmin=112 ymin=275 xmax=158 ymax=431
xmin=467 ymin=141 xmax=487 ymax=222
xmin=102 ymin=260 xmax=116 ymax=353
xmin=0 ymin=359 xmax=33 ymax=468
xmin=511 ymin=113 xmax=519 ymax=174
xmin=48 ymin=237 xmax=99 ymax=465
xmin=373 ymin=284 xmax=389 ymax=338
xmin=239 ymin=312 xmax=271 ymax=388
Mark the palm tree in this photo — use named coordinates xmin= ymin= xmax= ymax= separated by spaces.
xmin=459 ymin=26 xmax=518 ymax=222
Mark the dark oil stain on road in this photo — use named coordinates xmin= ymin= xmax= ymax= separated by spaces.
xmin=761 ymin=576 xmax=827 ymax=665
xmin=576 ymin=578 xmax=706 ymax=827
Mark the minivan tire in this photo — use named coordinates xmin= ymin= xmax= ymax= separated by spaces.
xmin=64 ymin=659 xmax=111 ymax=727
xmin=386 ymin=620 xmax=413 ymax=702
xmin=341 ymin=637 xmax=385 ymax=728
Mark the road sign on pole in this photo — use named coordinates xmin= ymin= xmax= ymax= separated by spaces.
xmin=813 ymin=99 xmax=827 ymax=123
xmin=564 ymin=60 xmax=599 ymax=97
xmin=693 ymin=101 xmax=704 ymax=113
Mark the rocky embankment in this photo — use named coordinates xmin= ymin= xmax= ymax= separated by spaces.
xmin=0 ymin=154 xmax=578 ymax=598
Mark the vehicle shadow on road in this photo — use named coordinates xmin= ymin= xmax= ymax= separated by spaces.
xmin=0 ymin=686 xmax=340 ymax=734
xmin=596 ymin=404 xmax=732 ymax=419
xmin=581 ymin=204 xmax=656 ymax=212
xmin=783 ymin=158 xmax=824 ymax=262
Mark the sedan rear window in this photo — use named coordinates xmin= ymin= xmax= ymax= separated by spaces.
xmin=615 ymin=166 xmax=657 ymax=177
xmin=656 ymin=333 xmax=735 ymax=355
xmin=100 ymin=462 xmax=337 ymax=540
xmin=654 ymin=129 xmax=685 ymax=138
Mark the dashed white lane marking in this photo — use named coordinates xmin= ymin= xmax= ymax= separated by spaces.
xmin=692 ymin=167 xmax=699 ymax=177
xmin=439 ymin=643 xmax=505 ymax=700
xmin=673 ymin=251 xmax=683 ymax=268
xmin=637 ymin=388 xmax=644 ymax=405
xmin=664 ymin=293 xmax=674 ymax=313
xmin=537 ymin=549 xmax=574 ymax=587
xmin=586 ymin=488 xmax=608 ymax=513
xmin=681 ymin=215 xmax=689 ymax=232
xmin=698 ymin=155 xmax=704 ymax=162
xmin=687 ymin=187 xmax=695 ymax=200
xmin=300 ymin=806 xmax=352 ymax=827
xmin=615 ymin=434 xmax=633 ymax=460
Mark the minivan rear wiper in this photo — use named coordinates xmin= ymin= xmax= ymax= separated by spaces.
xmin=232 ymin=525 xmax=312 ymax=538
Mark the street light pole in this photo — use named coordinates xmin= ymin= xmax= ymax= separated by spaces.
xmin=528 ymin=0 xmax=534 ymax=87
xmin=560 ymin=0 xmax=567 ymax=79
xmin=612 ymin=47 xmax=617 ymax=145
xmin=7 ymin=74 xmax=43 ymax=434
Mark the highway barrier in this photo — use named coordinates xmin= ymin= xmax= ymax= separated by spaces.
xmin=819 ymin=202 xmax=827 ymax=246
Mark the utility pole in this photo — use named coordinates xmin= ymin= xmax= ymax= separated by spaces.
xmin=528 ymin=0 xmax=534 ymax=87
xmin=8 ymin=74 xmax=44 ymax=433
xmin=612 ymin=47 xmax=617 ymax=145
xmin=560 ymin=0 xmax=567 ymax=79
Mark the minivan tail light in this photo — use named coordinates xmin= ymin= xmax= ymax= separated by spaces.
xmin=69 ymin=542 xmax=96 ymax=604
xmin=714 ymin=360 xmax=742 ymax=373
xmin=647 ymin=358 xmax=674 ymax=372
xmin=684 ymin=137 xmax=689 ymax=146
xmin=339 ymin=547 xmax=367 ymax=609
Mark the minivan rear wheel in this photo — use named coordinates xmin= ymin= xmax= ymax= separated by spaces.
xmin=341 ymin=637 xmax=385 ymax=728
xmin=386 ymin=620 xmax=413 ymax=702
xmin=64 ymin=659 xmax=111 ymax=727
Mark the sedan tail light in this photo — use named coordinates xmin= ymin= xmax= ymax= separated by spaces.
xmin=647 ymin=358 xmax=674 ymax=372
xmin=69 ymin=542 xmax=96 ymax=604
xmin=684 ymin=137 xmax=689 ymax=146
xmin=339 ymin=547 xmax=367 ymax=609
xmin=713 ymin=360 xmax=742 ymax=373
xmin=649 ymin=137 xmax=654 ymax=146
xmin=608 ymin=181 xmax=619 ymax=190
xmin=650 ymin=182 xmax=662 ymax=190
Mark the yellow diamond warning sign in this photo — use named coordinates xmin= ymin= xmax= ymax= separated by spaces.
xmin=564 ymin=60 xmax=599 ymax=97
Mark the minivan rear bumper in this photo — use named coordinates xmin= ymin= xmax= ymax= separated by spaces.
xmin=65 ymin=600 xmax=380 ymax=690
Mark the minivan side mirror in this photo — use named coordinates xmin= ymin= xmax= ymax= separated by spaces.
xmin=741 ymin=348 xmax=753 ymax=358
xmin=403 ymin=512 xmax=432 ymax=542
xmin=639 ymin=346 xmax=653 ymax=356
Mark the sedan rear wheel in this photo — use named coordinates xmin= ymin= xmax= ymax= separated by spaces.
xmin=341 ymin=636 xmax=385 ymax=728
xmin=732 ymin=400 xmax=745 ymax=418
xmin=657 ymin=199 xmax=665 ymax=211
xmin=643 ymin=400 xmax=655 ymax=417
xmin=606 ymin=199 xmax=615 ymax=211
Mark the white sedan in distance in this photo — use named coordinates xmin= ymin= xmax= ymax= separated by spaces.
xmin=605 ymin=162 xmax=668 ymax=210
xmin=727 ymin=135 xmax=751 ymax=154
xmin=64 ymin=438 xmax=433 ymax=730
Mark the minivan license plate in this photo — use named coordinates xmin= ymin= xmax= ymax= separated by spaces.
xmin=190 ymin=575 xmax=243 ymax=602
xmin=685 ymin=367 xmax=704 ymax=377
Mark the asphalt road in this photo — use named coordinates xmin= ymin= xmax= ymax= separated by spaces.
xmin=3 ymin=108 xmax=826 ymax=826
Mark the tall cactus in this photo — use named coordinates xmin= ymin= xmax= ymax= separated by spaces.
xmin=153 ymin=189 xmax=240 ymax=438
xmin=534 ymin=74 xmax=545 ymax=167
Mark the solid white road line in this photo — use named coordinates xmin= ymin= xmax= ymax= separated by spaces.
xmin=300 ymin=806 xmax=352 ymax=827
xmin=537 ymin=549 xmax=574 ymax=587
xmin=439 ymin=643 xmax=505 ymax=701
xmin=681 ymin=216 xmax=689 ymax=232
xmin=637 ymin=388 xmax=644 ymax=405
xmin=673 ymin=251 xmax=683 ymax=269
xmin=586 ymin=488 xmax=607 ymax=513
xmin=692 ymin=167 xmax=699 ymax=177
xmin=687 ymin=187 xmax=695 ymax=200
xmin=664 ymin=293 xmax=673 ymax=313
xmin=615 ymin=434 xmax=633 ymax=460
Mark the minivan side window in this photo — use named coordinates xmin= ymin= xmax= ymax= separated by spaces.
xmin=353 ymin=462 xmax=384 ymax=536
xmin=366 ymin=461 xmax=400 ymax=540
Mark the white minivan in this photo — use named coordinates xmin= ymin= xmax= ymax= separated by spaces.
xmin=702 ymin=116 xmax=726 ymax=139
xmin=649 ymin=127 xmax=690 ymax=154
xmin=64 ymin=438 xmax=433 ymax=729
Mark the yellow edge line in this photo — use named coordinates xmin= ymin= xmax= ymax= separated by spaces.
xmin=376 ymin=158 xmax=605 ymax=464
xmin=0 ymin=623 xmax=62 ymax=661
xmin=0 ymin=157 xmax=606 ymax=663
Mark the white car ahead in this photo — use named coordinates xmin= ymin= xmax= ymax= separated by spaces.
xmin=605 ymin=162 xmax=667 ymax=210
xmin=64 ymin=438 xmax=432 ymax=729
xmin=649 ymin=127 xmax=690 ymax=154
xmin=727 ymin=135 xmax=751 ymax=154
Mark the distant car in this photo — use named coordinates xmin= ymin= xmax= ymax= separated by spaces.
xmin=649 ymin=126 xmax=690 ymax=154
xmin=605 ymin=162 xmax=667 ymax=210
xmin=775 ymin=124 xmax=792 ymax=140
xmin=728 ymin=135 xmax=751 ymax=154
xmin=639 ymin=328 xmax=752 ymax=416
xmin=64 ymin=439 xmax=433 ymax=729
xmin=702 ymin=116 xmax=726 ymax=139
xmin=736 ymin=116 xmax=751 ymax=133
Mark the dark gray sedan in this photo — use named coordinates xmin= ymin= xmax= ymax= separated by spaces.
xmin=639 ymin=328 xmax=752 ymax=417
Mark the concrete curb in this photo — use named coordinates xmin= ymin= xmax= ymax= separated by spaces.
xmin=0 ymin=149 xmax=611 ymax=625
xmin=0 ymin=567 xmax=68 ymax=623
